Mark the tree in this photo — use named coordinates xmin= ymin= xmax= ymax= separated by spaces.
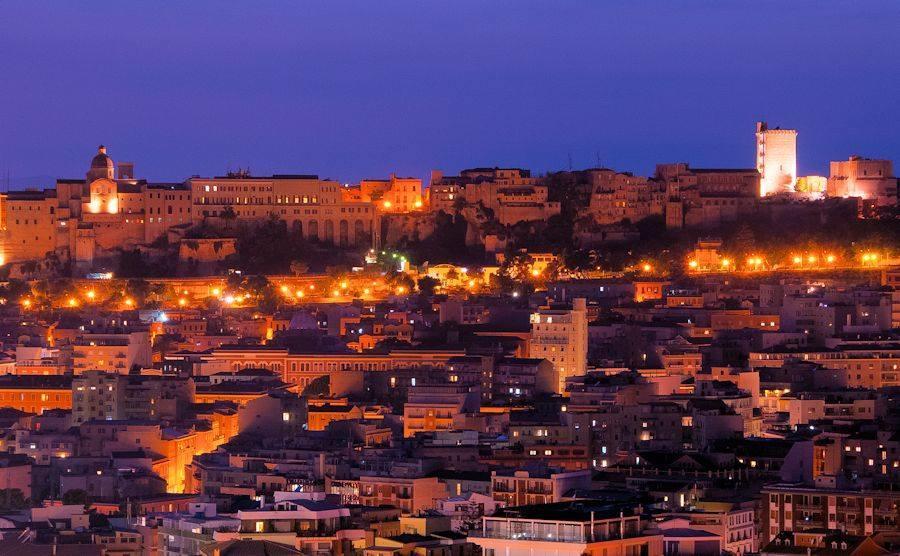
xmin=226 ymin=272 xmax=245 ymax=291
xmin=62 ymin=488 xmax=89 ymax=507
xmin=220 ymin=205 xmax=238 ymax=230
xmin=387 ymin=272 xmax=415 ymax=293
xmin=234 ymin=215 xmax=311 ymax=274
xmin=125 ymin=278 xmax=151 ymax=305
xmin=153 ymin=334 xmax=182 ymax=359
xmin=0 ymin=489 xmax=27 ymax=511
xmin=417 ymin=276 xmax=440 ymax=297
xmin=301 ymin=375 xmax=330 ymax=397
xmin=147 ymin=283 xmax=168 ymax=308
xmin=244 ymin=275 xmax=271 ymax=297
xmin=729 ymin=223 xmax=756 ymax=257
xmin=0 ymin=279 xmax=29 ymax=305
xmin=118 ymin=249 xmax=154 ymax=277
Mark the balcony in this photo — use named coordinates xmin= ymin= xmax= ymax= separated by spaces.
xmin=472 ymin=525 xmax=635 ymax=543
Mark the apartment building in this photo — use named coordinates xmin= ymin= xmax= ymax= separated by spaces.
xmin=403 ymin=385 xmax=480 ymax=437
xmin=529 ymin=298 xmax=588 ymax=394
xmin=762 ymin=484 xmax=900 ymax=541
xmin=72 ymin=372 xmax=195 ymax=424
xmin=358 ymin=475 xmax=448 ymax=515
xmin=661 ymin=502 xmax=758 ymax=555
xmin=490 ymin=468 xmax=591 ymax=507
xmin=71 ymin=328 xmax=152 ymax=375
xmin=0 ymin=375 xmax=72 ymax=414
xmin=471 ymin=501 xmax=662 ymax=556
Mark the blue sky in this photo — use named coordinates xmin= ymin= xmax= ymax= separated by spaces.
xmin=1 ymin=1 xmax=897 ymax=187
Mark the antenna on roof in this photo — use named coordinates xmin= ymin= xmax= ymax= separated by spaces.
xmin=567 ymin=152 xmax=573 ymax=172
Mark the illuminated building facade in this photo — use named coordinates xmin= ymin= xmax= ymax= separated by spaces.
xmin=71 ymin=328 xmax=152 ymax=375
xmin=428 ymin=167 xmax=561 ymax=224
xmin=529 ymin=298 xmax=588 ymax=394
xmin=658 ymin=163 xmax=759 ymax=229
xmin=0 ymin=375 xmax=72 ymax=414
xmin=587 ymin=169 xmax=665 ymax=225
xmin=827 ymin=156 xmax=896 ymax=206
xmin=756 ymin=121 xmax=798 ymax=196
xmin=0 ymin=146 xmax=379 ymax=266
xmin=357 ymin=174 xmax=425 ymax=213
xmin=0 ymin=146 xmax=191 ymax=267
xmin=188 ymin=173 xmax=375 ymax=247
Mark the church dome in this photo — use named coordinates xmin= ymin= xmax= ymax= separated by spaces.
xmin=91 ymin=145 xmax=114 ymax=170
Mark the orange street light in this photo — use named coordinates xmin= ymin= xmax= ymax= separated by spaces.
xmin=688 ymin=260 xmax=698 ymax=269
xmin=178 ymin=298 xmax=187 ymax=307
xmin=641 ymin=263 xmax=652 ymax=273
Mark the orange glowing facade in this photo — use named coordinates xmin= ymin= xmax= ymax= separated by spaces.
xmin=756 ymin=121 xmax=797 ymax=196
xmin=189 ymin=173 xmax=375 ymax=247
xmin=0 ymin=376 xmax=73 ymax=414
xmin=827 ymin=156 xmax=896 ymax=206
xmin=358 ymin=174 xmax=425 ymax=213
xmin=0 ymin=146 xmax=381 ymax=266
xmin=0 ymin=146 xmax=192 ymax=269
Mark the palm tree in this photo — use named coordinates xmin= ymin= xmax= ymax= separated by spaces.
xmin=220 ymin=205 xmax=237 ymax=231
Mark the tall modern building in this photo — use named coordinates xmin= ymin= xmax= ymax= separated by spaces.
xmin=529 ymin=298 xmax=588 ymax=394
xmin=756 ymin=121 xmax=797 ymax=196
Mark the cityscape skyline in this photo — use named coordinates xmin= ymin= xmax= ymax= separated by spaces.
xmin=2 ymin=1 xmax=899 ymax=185
xmin=0 ymin=3 xmax=898 ymax=555
xmin=1 ymin=119 xmax=893 ymax=189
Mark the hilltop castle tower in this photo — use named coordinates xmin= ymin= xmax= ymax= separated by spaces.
xmin=756 ymin=122 xmax=797 ymax=196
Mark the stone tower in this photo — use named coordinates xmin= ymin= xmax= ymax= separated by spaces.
xmin=756 ymin=122 xmax=797 ymax=196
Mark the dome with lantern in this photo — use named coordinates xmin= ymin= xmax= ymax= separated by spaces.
xmin=87 ymin=145 xmax=115 ymax=182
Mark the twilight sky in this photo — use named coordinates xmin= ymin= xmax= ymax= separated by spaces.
xmin=1 ymin=1 xmax=898 ymax=187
